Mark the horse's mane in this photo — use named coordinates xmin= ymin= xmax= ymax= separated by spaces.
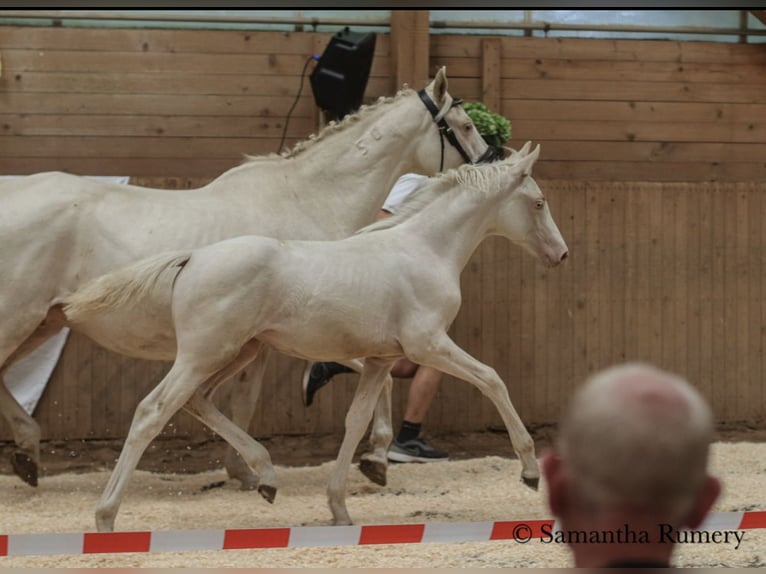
xmin=242 ymin=88 xmax=416 ymax=164
xmin=355 ymin=155 xmax=523 ymax=235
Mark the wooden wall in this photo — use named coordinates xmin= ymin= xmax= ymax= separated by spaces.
xmin=1 ymin=25 xmax=765 ymax=442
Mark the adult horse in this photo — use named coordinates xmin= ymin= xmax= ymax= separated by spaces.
xmin=0 ymin=68 xmax=494 ymax=489
xmin=62 ymin=144 xmax=568 ymax=531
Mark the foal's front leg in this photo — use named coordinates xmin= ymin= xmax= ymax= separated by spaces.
xmin=358 ymin=373 xmax=393 ymax=486
xmin=408 ymin=333 xmax=539 ymax=488
xmin=327 ymin=357 xmax=395 ymax=525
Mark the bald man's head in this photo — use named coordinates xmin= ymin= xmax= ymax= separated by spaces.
xmin=556 ymin=363 xmax=715 ymax=523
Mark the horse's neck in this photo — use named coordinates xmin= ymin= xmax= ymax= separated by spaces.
xmin=210 ymin=97 xmax=430 ymax=238
xmin=400 ymin=187 xmax=498 ymax=272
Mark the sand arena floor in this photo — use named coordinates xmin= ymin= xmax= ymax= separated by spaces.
xmin=1 ymin=429 xmax=764 ymax=568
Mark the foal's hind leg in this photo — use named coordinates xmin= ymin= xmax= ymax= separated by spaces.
xmin=95 ymin=359 xmax=203 ymax=532
xmin=223 ymin=346 xmax=273 ymax=490
xmin=95 ymin=340 xmax=271 ymax=532
xmin=0 ymin=305 xmax=67 ymax=486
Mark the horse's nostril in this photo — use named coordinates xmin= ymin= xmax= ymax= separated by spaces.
xmin=560 ymin=251 xmax=569 ymax=262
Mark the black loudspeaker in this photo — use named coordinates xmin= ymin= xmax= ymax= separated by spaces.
xmin=310 ymin=27 xmax=376 ymax=120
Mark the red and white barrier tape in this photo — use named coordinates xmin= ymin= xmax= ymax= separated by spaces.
xmin=2 ymin=511 xmax=764 ymax=557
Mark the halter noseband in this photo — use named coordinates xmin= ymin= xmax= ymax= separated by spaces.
xmin=418 ymin=89 xmax=500 ymax=171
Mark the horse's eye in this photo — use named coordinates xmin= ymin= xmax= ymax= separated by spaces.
xmin=464 ymin=123 xmax=474 ymax=132
xmin=535 ymin=199 xmax=545 ymax=210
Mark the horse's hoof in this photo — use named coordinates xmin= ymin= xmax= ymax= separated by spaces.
xmin=237 ymin=477 xmax=261 ymax=492
xmin=522 ymin=476 xmax=540 ymax=491
xmin=358 ymin=459 xmax=387 ymax=487
xmin=12 ymin=452 xmax=38 ymax=487
xmin=258 ymin=484 xmax=277 ymax=504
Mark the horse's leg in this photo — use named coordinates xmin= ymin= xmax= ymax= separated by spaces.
xmin=95 ymin=360 xmax=203 ymax=532
xmin=185 ymin=394 xmax=278 ymax=503
xmin=327 ymin=357 xmax=395 ymax=525
xmin=408 ymin=333 xmax=539 ymax=488
xmin=358 ymin=373 xmax=392 ymax=487
xmin=0 ymin=305 xmax=67 ymax=486
xmin=224 ymin=346 xmax=273 ymax=490
xmin=95 ymin=339 xmax=269 ymax=532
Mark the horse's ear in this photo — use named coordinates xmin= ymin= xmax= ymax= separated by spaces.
xmin=520 ymin=144 xmax=541 ymax=176
xmin=518 ymin=141 xmax=532 ymax=157
xmin=430 ymin=66 xmax=449 ymax=107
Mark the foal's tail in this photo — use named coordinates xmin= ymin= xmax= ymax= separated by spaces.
xmin=62 ymin=251 xmax=192 ymax=323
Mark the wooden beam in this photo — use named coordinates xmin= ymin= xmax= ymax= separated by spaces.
xmin=390 ymin=10 xmax=429 ymax=92
xmin=482 ymin=38 xmax=501 ymax=112
xmin=751 ymin=10 xmax=766 ymax=26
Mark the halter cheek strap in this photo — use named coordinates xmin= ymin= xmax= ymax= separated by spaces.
xmin=418 ymin=89 xmax=500 ymax=170
xmin=418 ymin=89 xmax=472 ymax=171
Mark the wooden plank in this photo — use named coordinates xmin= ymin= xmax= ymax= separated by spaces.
xmin=553 ymin=184 xmax=575 ymax=418
xmin=622 ymin=183 xmax=639 ymax=362
xmin=481 ymin=38 xmax=501 ymax=112
xmin=736 ymin=186 xmax=751 ymax=419
xmin=0 ymin=26 xmax=335 ymax=55
xmin=508 ymin=119 xmax=766 ymax=144
xmin=17 ymin=114 xmax=766 ymax=146
xmin=710 ymin=186 xmax=726 ymax=418
xmin=609 ymin=185 xmax=627 ymax=366
xmin=647 ymin=185 xmax=664 ymax=365
xmin=1 ymin=48 xmax=392 ymax=78
xmin=444 ymin=57 xmax=766 ymax=85
xmin=390 ymin=10 xmax=429 ymax=92
xmin=584 ymin=186 xmax=600 ymax=375
xmin=3 ymin=114 xmax=318 ymax=139
xmin=432 ymin=35 xmax=766 ymax=65
xmin=534 ymin=161 xmax=766 ymax=183
xmin=674 ymin=188 xmax=689 ymax=378
xmin=502 ymin=100 xmax=766 ymax=124
xmin=2 ymin=79 xmax=393 ymax=113
xmin=685 ymin=186 xmax=701 ymax=393
xmin=570 ymin=181 xmax=590 ymax=390
xmin=487 ymin=238 xmax=510 ymax=428
xmin=524 ymin=141 xmax=766 ymax=164
xmin=480 ymin=237 xmax=498 ymax=427
xmin=498 ymin=78 xmax=766 ymax=104
xmin=697 ymin=186 xmax=714 ymax=405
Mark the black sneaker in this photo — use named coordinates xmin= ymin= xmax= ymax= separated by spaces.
xmin=387 ymin=437 xmax=449 ymax=463
xmin=301 ymin=362 xmax=354 ymax=406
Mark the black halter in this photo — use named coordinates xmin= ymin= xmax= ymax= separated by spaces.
xmin=418 ymin=89 xmax=500 ymax=171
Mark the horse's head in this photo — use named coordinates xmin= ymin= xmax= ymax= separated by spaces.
xmin=495 ymin=144 xmax=569 ymax=267
xmin=414 ymin=67 xmax=498 ymax=174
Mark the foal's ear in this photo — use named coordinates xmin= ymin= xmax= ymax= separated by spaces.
xmin=430 ymin=66 xmax=449 ymax=107
xmin=517 ymin=144 xmax=540 ymax=176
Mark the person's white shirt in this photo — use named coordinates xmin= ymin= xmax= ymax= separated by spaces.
xmin=381 ymin=173 xmax=428 ymax=215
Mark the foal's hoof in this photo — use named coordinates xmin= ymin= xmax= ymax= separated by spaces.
xmin=258 ymin=484 xmax=277 ymax=504
xmin=12 ymin=452 xmax=38 ymax=487
xmin=358 ymin=459 xmax=387 ymax=487
xmin=236 ymin=476 xmax=261 ymax=492
xmin=522 ymin=476 xmax=540 ymax=491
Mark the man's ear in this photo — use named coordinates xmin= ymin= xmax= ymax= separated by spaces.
xmin=684 ymin=475 xmax=722 ymax=530
xmin=542 ymin=450 xmax=567 ymax=518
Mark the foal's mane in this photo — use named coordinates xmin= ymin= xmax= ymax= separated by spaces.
xmin=242 ymin=88 xmax=416 ymax=163
xmin=355 ymin=156 xmax=522 ymax=235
